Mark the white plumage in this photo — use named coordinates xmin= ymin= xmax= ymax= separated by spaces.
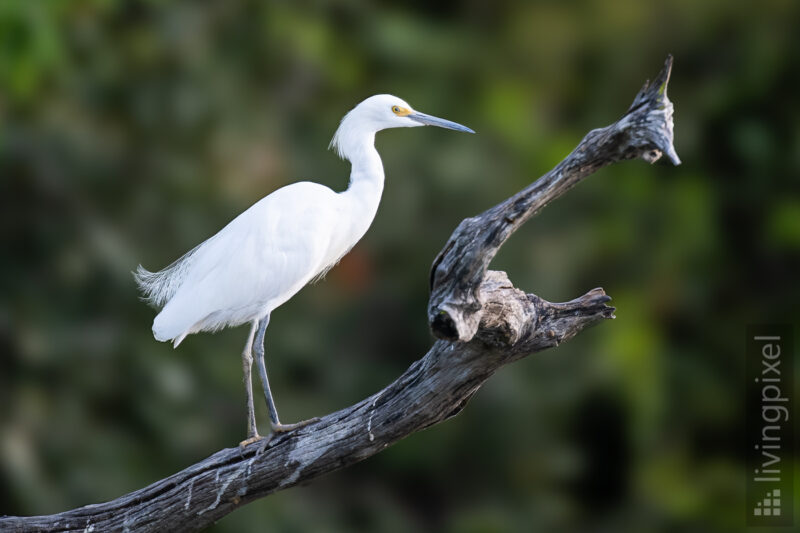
xmin=135 ymin=94 xmax=473 ymax=444
xmin=138 ymin=182 xmax=358 ymax=346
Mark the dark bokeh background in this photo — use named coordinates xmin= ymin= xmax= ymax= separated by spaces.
xmin=1 ymin=1 xmax=798 ymax=531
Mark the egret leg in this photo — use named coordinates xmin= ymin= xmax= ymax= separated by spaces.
xmin=238 ymin=321 xmax=262 ymax=447
xmin=253 ymin=314 xmax=320 ymax=434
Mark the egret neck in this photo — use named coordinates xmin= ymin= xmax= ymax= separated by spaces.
xmin=339 ymin=129 xmax=385 ymax=244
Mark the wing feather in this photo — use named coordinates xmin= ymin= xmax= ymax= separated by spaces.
xmin=138 ymin=182 xmax=345 ymax=344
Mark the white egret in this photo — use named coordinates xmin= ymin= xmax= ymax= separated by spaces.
xmin=135 ymin=94 xmax=474 ymax=445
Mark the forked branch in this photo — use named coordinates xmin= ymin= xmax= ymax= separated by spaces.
xmin=429 ymin=55 xmax=679 ymax=342
xmin=0 ymin=56 xmax=679 ymax=533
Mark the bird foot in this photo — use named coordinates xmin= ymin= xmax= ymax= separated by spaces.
xmin=271 ymin=417 xmax=320 ymax=433
xmin=239 ymin=434 xmax=267 ymax=448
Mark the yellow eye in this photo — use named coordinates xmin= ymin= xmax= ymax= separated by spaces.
xmin=391 ymin=106 xmax=401 ymax=114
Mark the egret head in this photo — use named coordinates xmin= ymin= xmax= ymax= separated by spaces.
xmin=330 ymin=94 xmax=474 ymax=161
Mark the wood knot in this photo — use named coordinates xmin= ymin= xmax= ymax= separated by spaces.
xmin=431 ymin=309 xmax=459 ymax=341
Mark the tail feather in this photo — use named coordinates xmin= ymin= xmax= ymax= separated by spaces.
xmin=136 ymin=247 xmax=203 ymax=347
xmin=152 ymin=305 xmax=192 ymax=347
xmin=133 ymin=243 xmax=202 ymax=308
xmin=173 ymin=332 xmax=188 ymax=348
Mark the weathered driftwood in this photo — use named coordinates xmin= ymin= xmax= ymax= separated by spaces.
xmin=0 ymin=56 xmax=679 ymax=533
xmin=428 ymin=55 xmax=680 ymax=342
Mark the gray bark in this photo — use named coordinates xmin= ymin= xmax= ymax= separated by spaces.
xmin=0 ymin=56 xmax=679 ymax=533
xmin=428 ymin=55 xmax=680 ymax=342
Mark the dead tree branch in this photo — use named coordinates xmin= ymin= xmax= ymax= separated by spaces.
xmin=429 ymin=55 xmax=679 ymax=342
xmin=0 ymin=56 xmax=679 ymax=533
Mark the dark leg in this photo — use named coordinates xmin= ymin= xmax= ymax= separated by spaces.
xmin=253 ymin=313 xmax=319 ymax=433
xmin=253 ymin=314 xmax=280 ymax=425
xmin=239 ymin=321 xmax=261 ymax=447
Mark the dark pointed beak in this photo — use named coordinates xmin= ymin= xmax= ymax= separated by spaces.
xmin=408 ymin=112 xmax=475 ymax=133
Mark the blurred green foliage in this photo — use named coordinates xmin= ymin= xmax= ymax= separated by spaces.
xmin=1 ymin=0 xmax=798 ymax=531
